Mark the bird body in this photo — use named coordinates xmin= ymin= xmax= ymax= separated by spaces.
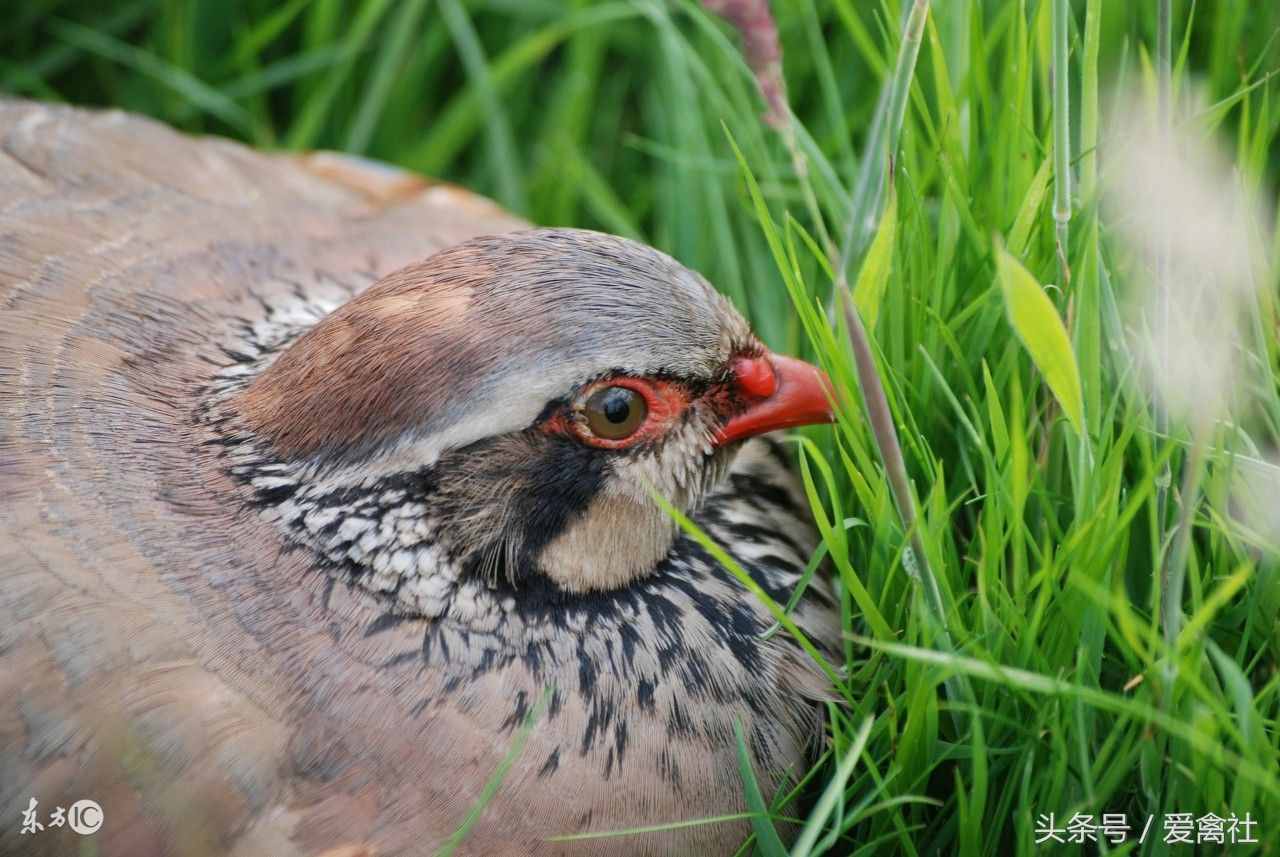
xmin=0 ymin=101 xmax=839 ymax=856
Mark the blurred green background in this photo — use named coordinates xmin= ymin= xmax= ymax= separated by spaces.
xmin=8 ymin=0 xmax=1276 ymax=352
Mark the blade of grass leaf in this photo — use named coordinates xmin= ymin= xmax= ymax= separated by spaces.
xmin=437 ymin=0 xmax=527 ymax=213
xmin=649 ymin=487 xmax=844 ymax=689
xmin=791 ymin=714 xmax=875 ymax=857
xmin=857 ymin=635 xmax=1280 ymax=797
xmin=285 ymin=0 xmax=393 ymax=148
xmin=403 ymin=4 xmax=640 ymax=176
xmin=344 ymin=0 xmax=429 ymax=154
xmin=1051 ymin=0 xmax=1072 ymax=285
xmin=47 ymin=18 xmax=257 ymax=137
xmin=994 ymin=240 xmax=1085 ymax=435
xmin=733 ymin=718 xmax=787 ymax=857
xmin=547 ymin=813 xmax=760 ymax=842
xmin=434 ymin=688 xmax=547 ymax=857
xmin=836 ymin=0 xmax=930 ymax=288
xmin=853 ymin=187 xmax=898 ymax=330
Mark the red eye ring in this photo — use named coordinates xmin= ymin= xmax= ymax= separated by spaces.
xmin=564 ymin=376 xmax=690 ymax=449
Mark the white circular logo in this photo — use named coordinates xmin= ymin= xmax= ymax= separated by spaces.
xmin=68 ymin=799 xmax=103 ymax=835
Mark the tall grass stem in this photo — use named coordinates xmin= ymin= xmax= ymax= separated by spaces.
xmin=834 ymin=0 xmax=930 ymax=290
xmin=1079 ymin=0 xmax=1101 ymax=202
xmin=1154 ymin=0 xmax=1174 ymax=535
xmin=1161 ymin=424 xmax=1208 ymax=706
xmin=1051 ymin=0 xmax=1072 ymax=286
xmin=829 ymin=0 xmax=972 ymax=716
xmin=839 ymin=290 xmax=973 ymax=719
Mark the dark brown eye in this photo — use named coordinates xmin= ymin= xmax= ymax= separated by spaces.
xmin=583 ymin=386 xmax=647 ymax=440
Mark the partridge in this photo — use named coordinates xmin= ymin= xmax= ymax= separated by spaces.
xmin=0 ymin=100 xmax=840 ymax=857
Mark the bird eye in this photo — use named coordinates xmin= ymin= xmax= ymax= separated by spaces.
xmin=583 ymin=386 xmax=647 ymax=440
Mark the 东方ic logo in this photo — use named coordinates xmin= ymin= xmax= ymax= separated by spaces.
xmin=68 ymin=800 xmax=103 ymax=835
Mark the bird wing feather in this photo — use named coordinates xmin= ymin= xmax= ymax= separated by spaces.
xmin=0 ymin=100 xmax=525 ymax=857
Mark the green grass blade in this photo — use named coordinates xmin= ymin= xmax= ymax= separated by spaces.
xmin=791 ymin=715 xmax=875 ymax=857
xmin=437 ymin=0 xmax=527 ymax=213
xmin=344 ymin=0 xmax=429 ymax=154
xmin=733 ymin=718 xmax=788 ymax=857
xmin=853 ymin=187 xmax=899 ymax=330
xmin=994 ymin=240 xmax=1085 ymax=435
xmin=434 ymin=689 xmax=547 ymax=857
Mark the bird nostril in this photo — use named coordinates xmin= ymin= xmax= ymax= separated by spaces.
xmin=732 ymin=355 xmax=778 ymax=400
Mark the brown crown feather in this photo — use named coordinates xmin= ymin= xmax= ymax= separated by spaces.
xmin=236 ymin=229 xmax=750 ymax=463
xmin=236 ymin=245 xmax=493 ymax=460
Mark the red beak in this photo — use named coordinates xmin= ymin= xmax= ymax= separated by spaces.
xmin=713 ymin=353 xmax=836 ymax=446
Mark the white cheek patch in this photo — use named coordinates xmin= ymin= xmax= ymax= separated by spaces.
xmin=539 ymin=493 xmax=677 ymax=592
xmin=537 ymin=414 xmax=735 ymax=592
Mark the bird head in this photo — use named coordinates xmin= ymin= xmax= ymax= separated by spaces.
xmin=235 ymin=228 xmax=833 ymax=594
